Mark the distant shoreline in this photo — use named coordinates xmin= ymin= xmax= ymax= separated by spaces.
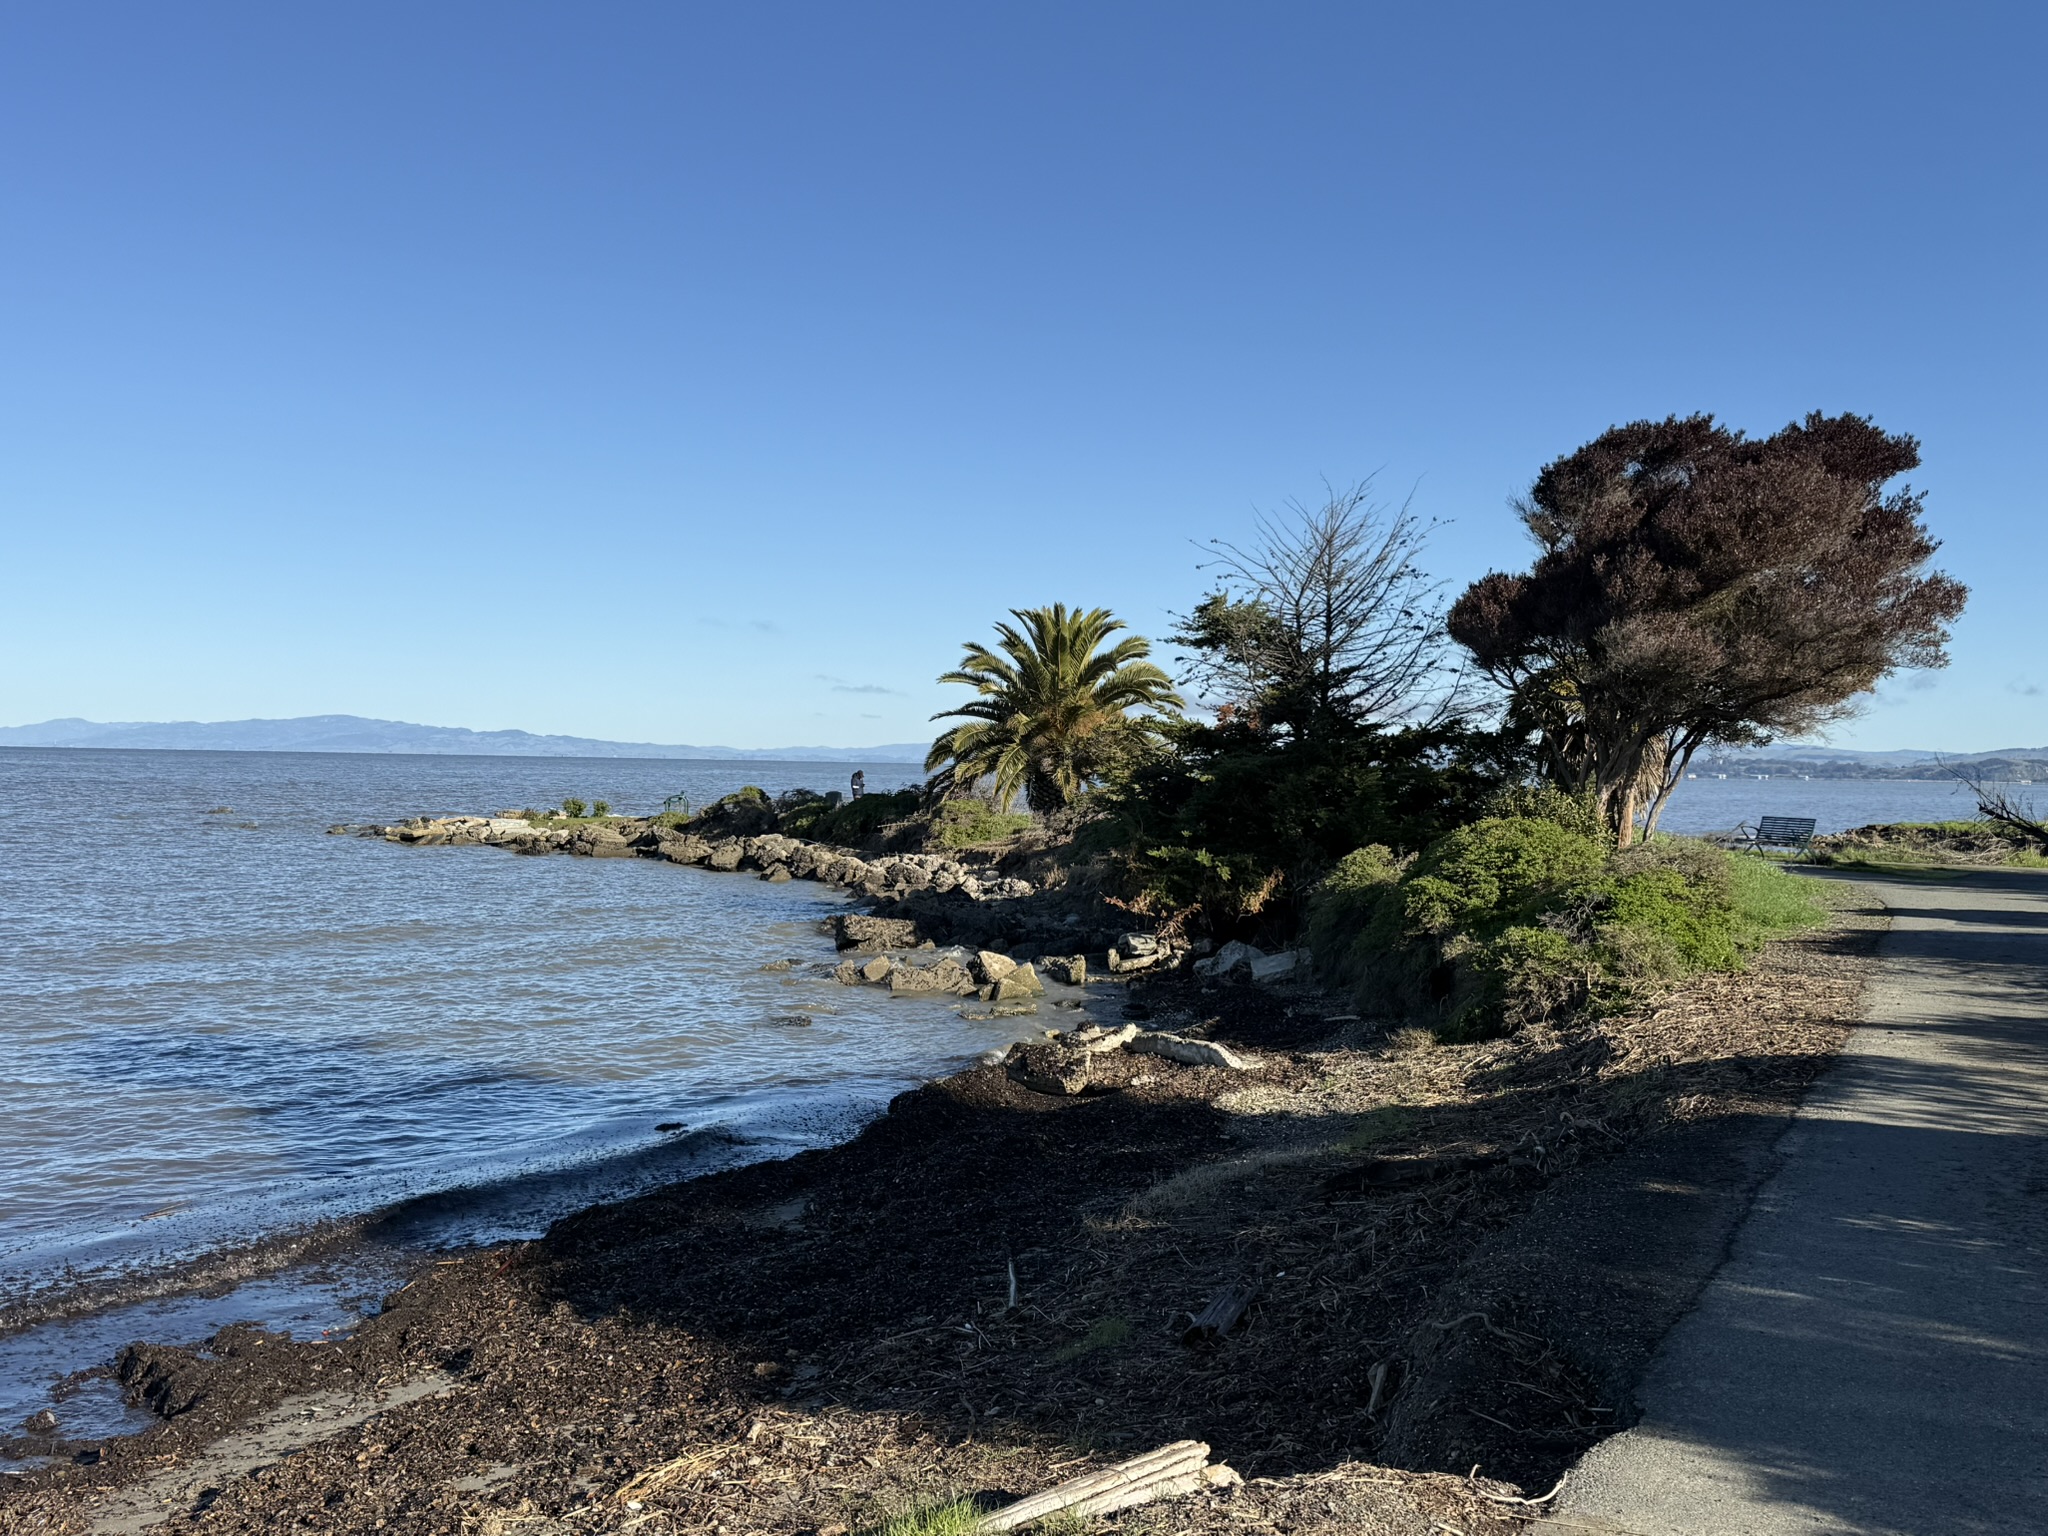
xmin=0 ymin=743 xmax=928 ymax=764
xmin=0 ymin=715 xmax=930 ymax=762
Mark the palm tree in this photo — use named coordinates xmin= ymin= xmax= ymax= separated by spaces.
xmin=927 ymin=604 xmax=1183 ymax=812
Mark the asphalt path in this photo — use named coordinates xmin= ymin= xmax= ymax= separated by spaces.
xmin=1549 ymin=866 xmax=2048 ymax=1536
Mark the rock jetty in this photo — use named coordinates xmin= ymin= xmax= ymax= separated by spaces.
xmin=329 ymin=815 xmax=1311 ymax=997
xmin=332 ymin=814 xmax=1038 ymax=903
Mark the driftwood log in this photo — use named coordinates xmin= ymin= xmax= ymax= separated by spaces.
xmin=978 ymin=1440 xmax=1216 ymax=1531
xmin=1181 ymin=1282 xmax=1257 ymax=1345
xmin=1128 ymin=1031 xmax=1256 ymax=1071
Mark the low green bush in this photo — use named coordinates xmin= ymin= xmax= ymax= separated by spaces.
xmin=1399 ymin=814 xmax=1609 ymax=937
xmin=793 ymin=788 xmax=922 ymax=846
xmin=590 ymin=799 xmax=611 ymax=818
xmin=933 ymin=799 xmax=1034 ymax=849
xmin=560 ymin=797 xmax=586 ymax=819
xmin=1304 ymin=845 xmax=1405 ymax=992
xmin=773 ymin=789 xmax=839 ymax=837
xmin=1309 ymin=798 xmax=1826 ymax=1041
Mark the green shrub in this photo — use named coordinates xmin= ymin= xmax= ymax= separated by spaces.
xmin=1091 ymin=718 xmax=1511 ymax=933
xmin=1601 ymin=845 xmax=1822 ymax=982
xmin=934 ymin=799 xmax=1034 ymax=849
xmin=590 ymin=799 xmax=610 ymax=818
xmin=560 ymin=797 xmax=586 ymax=819
xmin=1399 ymin=815 xmax=1610 ymax=937
xmin=1484 ymin=783 xmax=1606 ymax=840
xmin=1308 ymin=818 xmax=1824 ymax=1041
xmin=773 ymin=789 xmax=838 ymax=837
xmin=798 ymin=788 xmax=922 ymax=846
xmin=1604 ymin=867 xmax=1742 ymax=972
xmin=1306 ymin=845 xmax=1405 ymax=990
xmin=1457 ymin=922 xmax=1590 ymax=1038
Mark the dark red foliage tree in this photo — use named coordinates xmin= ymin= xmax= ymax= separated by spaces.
xmin=1448 ymin=413 xmax=1968 ymax=842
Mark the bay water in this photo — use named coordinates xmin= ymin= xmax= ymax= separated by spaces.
xmin=0 ymin=748 xmax=1032 ymax=1449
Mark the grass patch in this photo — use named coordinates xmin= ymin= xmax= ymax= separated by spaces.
xmin=934 ymin=799 xmax=1035 ymax=849
xmin=866 ymin=1498 xmax=984 ymax=1536
xmin=1727 ymin=852 xmax=1828 ymax=941
xmin=1052 ymin=1316 xmax=1132 ymax=1362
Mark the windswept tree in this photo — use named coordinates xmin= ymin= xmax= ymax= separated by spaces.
xmin=1175 ymin=481 xmax=1460 ymax=741
xmin=926 ymin=604 xmax=1183 ymax=811
xmin=1449 ymin=413 xmax=1968 ymax=843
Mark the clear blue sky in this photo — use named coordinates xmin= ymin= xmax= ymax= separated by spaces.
xmin=2 ymin=3 xmax=2041 ymax=751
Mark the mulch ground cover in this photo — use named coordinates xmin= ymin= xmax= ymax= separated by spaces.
xmin=1 ymin=888 xmax=1883 ymax=1536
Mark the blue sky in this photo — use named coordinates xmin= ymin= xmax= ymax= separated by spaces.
xmin=2 ymin=3 xmax=2041 ymax=751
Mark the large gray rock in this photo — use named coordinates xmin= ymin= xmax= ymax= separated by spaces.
xmin=992 ymin=962 xmax=1045 ymax=1002
xmin=1060 ymin=1022 xmax=1140 ymax=1054
xmin=830 ymin=914 xmax=922 ymax=952
xmin=1193 ymin=940 xmax=1264 ymax=979
xmin=888 ymin=959 xmax=976 ymax=996
xmin=1108 ymin=934 xmax=1175 ymax=974
xmin=822 ymin=856 xmax=869 ymax=887
xmin=1006 ymin=1042 xmax=1093 ymax=1096
xmin=706 ymin=841 xmax=745 ymax=872
xmin=976 ymin=950 xmax=1019 ymax=984
xmin=1248 ymin=948 xmax=1308 ymax=982
xmin=583 ymin=830 xmax=635 ymax=858
xmin=1039 ymin=954 xmax=1088 ymax=986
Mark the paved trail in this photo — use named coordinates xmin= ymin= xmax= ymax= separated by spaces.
xmin=1551 ymin=868 xmax=2048 ymax=1536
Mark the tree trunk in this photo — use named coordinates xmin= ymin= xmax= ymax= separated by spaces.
xmin=1639 ymin=736 xmax=1700 ymax=840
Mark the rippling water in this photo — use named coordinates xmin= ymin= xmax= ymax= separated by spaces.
xmin=0 ymin=747 xmax=1034 ymax=1315
xmin=1655 ymin=772 xmax=1999 ymax=835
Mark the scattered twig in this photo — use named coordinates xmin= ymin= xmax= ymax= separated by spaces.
xmin=1470 ymin=1473 xmax=1569 ymax=1506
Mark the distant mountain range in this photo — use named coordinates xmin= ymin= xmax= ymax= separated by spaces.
xmin=7 ymin=716 xmax=2041 ymax=778
xmin=1696 ymin=745 xmax=2048 ymax=780
xmin=0 ymin=716 xmax=931 ymax=763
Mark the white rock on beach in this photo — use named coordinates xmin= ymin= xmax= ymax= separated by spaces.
xmin=1191 ymin=940 xmax=1256 ymax=977
xmin=1248 ymin=948 xmax=1309 ymax=982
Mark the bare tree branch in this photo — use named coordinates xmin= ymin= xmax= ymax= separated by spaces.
xmin=1175 ymin=480 xmax=1464 ymax=737
xmin=1944 ymin=761 xmax=2048 ymax=854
